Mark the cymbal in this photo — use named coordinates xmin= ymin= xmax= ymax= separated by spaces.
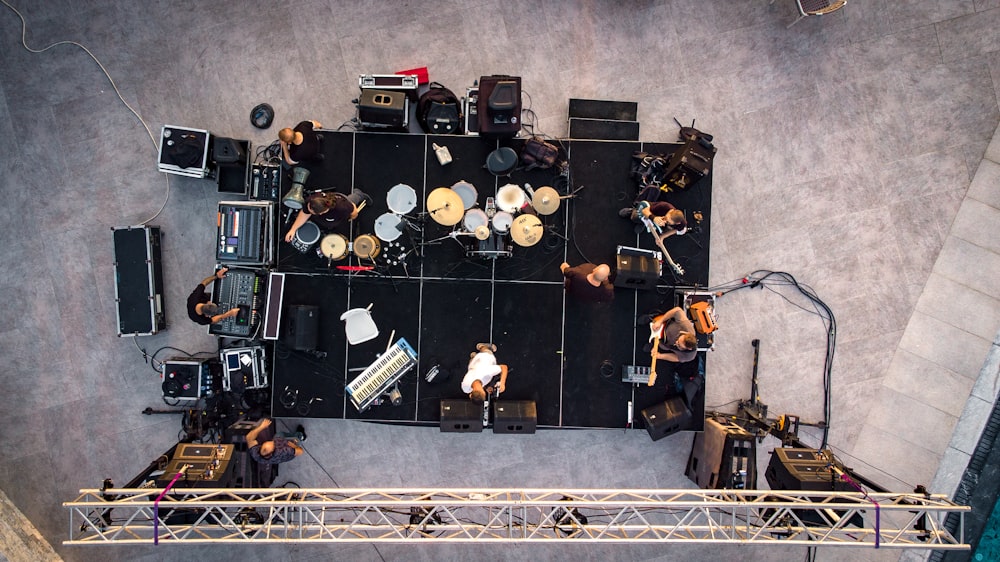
xmin=510 ymin=214 xmax=543 ymax=247
xmin=427 ymin=187 xmax=464 ymax=226
xmin=531 ymin=186 xmax=561 ymax=215
xmin=474 ymin=225 xmax=490 ymax=240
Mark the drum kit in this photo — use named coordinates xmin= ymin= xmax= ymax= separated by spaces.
xmin=288 ymin=178 xmax=574 ymax=267
xmin=422 ymin=179 xmax=565 ymax=259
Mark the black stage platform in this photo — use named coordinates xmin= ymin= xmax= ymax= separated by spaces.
xmin=269 ymin=132 xmax=712 ymax=430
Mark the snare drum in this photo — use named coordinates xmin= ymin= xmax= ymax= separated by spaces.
xmin=375 ymin=213 xmax=403 ymax=242
xmin=291 ymin=221 xmax=321 ymax=253
xmin=497 ymin=184 xmax=527 ymax=213
xmin=463 ymin=208 xmax=489 ymax=234
xmin=386 ymin=183 xmax=417 ymax=215
xmin=492 ymin=211 xmax=513 ymax=235
xmin=317 ymin=233 xmax=348 ymax=261
xmin=451 ymin=180 xmax=478 ymax=210
xmin=353 ymin=234 xmax=381 ymax=260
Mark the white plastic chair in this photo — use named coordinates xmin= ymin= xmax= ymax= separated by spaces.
xmin=340 ymin=304 xmax=379 ymax=345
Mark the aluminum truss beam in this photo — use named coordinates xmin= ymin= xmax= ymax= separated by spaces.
xmin=65 ymin=488 xmax=968 ymax=550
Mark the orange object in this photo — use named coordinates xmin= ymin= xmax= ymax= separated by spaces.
xmin=396 ymin=66 xmax=428 ymax=84
xmin=689 ymin=301 xmax=717 ymax=334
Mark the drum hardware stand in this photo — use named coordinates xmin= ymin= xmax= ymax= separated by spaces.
xmin=542 ymin=223 xmax=568 ymax=242
xmin=422 ymin=230 xmax=475 ymax=250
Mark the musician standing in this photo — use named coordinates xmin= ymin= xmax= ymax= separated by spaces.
xmin=646 ymin=307 xmax=698 ymax=363
xmin=461 ymin=343 xmax=509 ymax=403
xmin=560 ymin=262 xmax=614 ymax=302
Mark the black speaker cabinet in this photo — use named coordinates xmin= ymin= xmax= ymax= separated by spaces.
xmin=358 ymin=89 xmax=409 ymax=130
xmin=493 ymin=400 xmax=537 ymax=434
xmin=285 ymin=304 xmax=319 ymax=351
xmin=477 ymin=75 xmax=522 ymax=136
xmin=765 ymin=448 xmax=850 ymax=492
xmin=641 ymin=396 xmax=692 ymax=441
xmin=663 ymin=137 xmax=716 ymax=191
xmin=440 ymin=399 xmax=483 ymax=433
xmin=614 ymin=248 xmax=659 ymax=290
xmin=686 ymin=417 xmax=754 ymax=489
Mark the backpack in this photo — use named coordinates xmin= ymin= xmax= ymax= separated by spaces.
xmin=418 ymin=82 xmax=462 ymax=134
xmin=520 ymin=136 xmax=560 ymax=171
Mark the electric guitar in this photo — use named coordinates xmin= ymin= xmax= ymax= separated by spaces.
xmin=635 ymin=202 xmax=685 ymax=276
xmin=648 ymin=322 xmax=663 ymax=387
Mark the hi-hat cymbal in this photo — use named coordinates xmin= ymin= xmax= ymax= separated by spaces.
xmin=427 ymin=187 xmax=464 ymax=226
xmin=510 ymin=214 xmax=543 ymax=247
xmin=532 ymin=186 xmax=561 ymax=215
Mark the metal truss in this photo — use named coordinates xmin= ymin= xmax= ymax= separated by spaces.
xmin=65 ymin=488 xmax=968 ymax=550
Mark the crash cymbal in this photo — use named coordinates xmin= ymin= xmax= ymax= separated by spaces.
xmin=427 ymin=187 xmax=464 ymax=226
xmin=474 ymin=225 xmax=490 ymax=240
xmin=531 ymin=186 xmax=562 ymax=215
xmin=510 ymin=214 xmax=543 ymax=247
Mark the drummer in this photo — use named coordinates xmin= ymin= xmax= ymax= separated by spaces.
xmin=285 ymin=189 xmax=371 ymax=242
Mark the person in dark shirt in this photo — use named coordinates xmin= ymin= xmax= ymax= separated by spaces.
xmin=560 ymin=262 xmax=614 ymax=302
xmin=278 ymin=120 xmax=323 ymax=165
xmin=619 ymin=200 xmax=688 ymax=238
xmin=186 ymin=267 xmax=240 ymax=325
xmin=246 ymin=418 xmax=306 ymax=465
xmin=284 ymin=189 xmax=372 ymax=241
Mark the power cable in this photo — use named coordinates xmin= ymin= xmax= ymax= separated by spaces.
xmin=1 ymin=0 xmax=171 ymax=224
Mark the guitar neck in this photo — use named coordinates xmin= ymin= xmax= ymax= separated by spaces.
xmin=653 ymin=237 xmax=685 ymax=276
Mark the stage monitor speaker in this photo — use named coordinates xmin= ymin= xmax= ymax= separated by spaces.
xmin=285 ymin=304 xmax=319 ymax=351
xmin=641 ymin=396 xmax=692 ymax=441
xmin=765 ymin=448 xmax=850 ymax=492
xmin=440 ymin=399 xmax=483 ymax=433
xmin=493 ymin=400 xmax=537 ymax=434
xmin=614 ymin=251 xmax=659 ymax=290
xmin=358 ymin=89 xmax=409 ymax=130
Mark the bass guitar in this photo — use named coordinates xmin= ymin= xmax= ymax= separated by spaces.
xmin=635 ymin=202 xmax=685 ymax=276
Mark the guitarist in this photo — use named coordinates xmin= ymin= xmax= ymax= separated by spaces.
xmin=618 ymin=199 xmax=688 ymax=239
xmin=647 ymin=307 xmax=699 ymax=365
xmin=620 ymin=200 xmax=688 ymax=275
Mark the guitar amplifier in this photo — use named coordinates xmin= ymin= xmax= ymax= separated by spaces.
xmin=358 ymin=89 xmax=409 ymax=130
xmin=689 ymin=301 xmax=717 ymax=334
